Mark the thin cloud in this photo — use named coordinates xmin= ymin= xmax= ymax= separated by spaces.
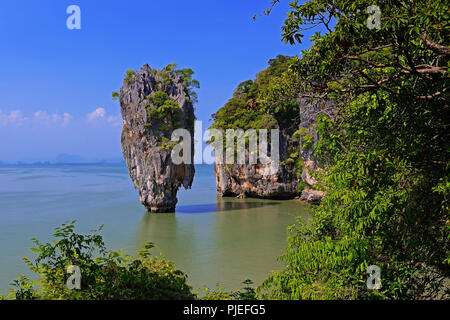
xmin=87 ymin=107 xmax=122 ymax=127
xmin=34 ymin=110 xmax=72 ymax=127
xmin=87 ymin=107 xmax=106 ymax=121
xmin=106 ymin=115 xmax=122 ymax=127
xmin=0 ymin=108 xmax=122 ymax=128
xmin=0 ymin=109 xmax=72 ymax=127
xmin=0 ymin=109 xmax=28 ymax=126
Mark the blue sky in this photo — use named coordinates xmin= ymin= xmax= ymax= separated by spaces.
xmin=0 ymin=0 xmax=313 ymax=163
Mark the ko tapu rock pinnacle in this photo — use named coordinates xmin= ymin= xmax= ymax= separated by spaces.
xmin=119 ymin=64 xmax=196 ymax=212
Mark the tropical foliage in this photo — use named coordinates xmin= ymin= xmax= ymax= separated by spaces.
xmin=260 ymin=0 xmax=449 ymax=299
xmin=4 ymin=222 xmax=258 ymax=301
xmin=9 ymin=221 xmax=195 ymax=300
xmin=210 ymin=55 xmax=298 ymax=133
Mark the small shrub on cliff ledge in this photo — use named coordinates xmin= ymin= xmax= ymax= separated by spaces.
xmin=10 ymin=221 xmax=194 ymax=300
xmin=124 ymin=69 xmax=136 ymax=83
xmin=145 ymin=90 xmax=183 ymax=135
xmin=210 ymin=55 xmax=295 ymax=133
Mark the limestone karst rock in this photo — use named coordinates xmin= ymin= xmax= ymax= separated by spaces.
xmin=297 ymin=98 xmax=336 ymax=204
xmin=214 ymin=132 xmax=300 ymax=199
xmin=213 ymin=98 xmax=336 ymax=204
xmin=119 ymin=64 xmax=195 ymax=212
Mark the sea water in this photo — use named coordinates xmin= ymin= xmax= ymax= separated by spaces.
xmin=0 ymin=163 xmax=312 ymax=295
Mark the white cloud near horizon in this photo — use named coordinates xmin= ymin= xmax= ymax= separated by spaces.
xmin=34 ymin=110 xmax=72 ymax=127
xmin=0 ymin=108 xmax=122 ymax=128
xmin=86 ymin=107 xmax=122 ymax=127
xmin=0 ymin=108 xmax=123 ymax=162
xmin=0 ymin=109 xmax=72 ymax=127
xmin=0 ymin=109 xmax=28 ymax=126
xmin=87 ymin=107 xmax=106 ymax=121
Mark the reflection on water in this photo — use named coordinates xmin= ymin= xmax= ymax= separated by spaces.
xmin=176 ymin=200 xmax=279 ymax=214
xmin=136 ymin=197 xmax=312 ymax=291
xmin=216 ymin=199 xmax=280 ymax=212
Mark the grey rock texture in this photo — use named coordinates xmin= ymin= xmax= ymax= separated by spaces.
xmin=298 ymin=98 xmax=336 ymax=204
xmin=213 ymin=98 xmax=336 ymax=204
xmin=300 ymin=189 xmax=325 ymax=205
xmin=214 ymin=130 xmax=299 ymax=199
xmin=120 ymin=64 xmax=195 ymax=212
xmin=298 ymin=98 xmax=336 ymax=166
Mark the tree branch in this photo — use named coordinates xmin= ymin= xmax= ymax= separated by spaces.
xmin=420 ymin=32 xmax=450 ymax=56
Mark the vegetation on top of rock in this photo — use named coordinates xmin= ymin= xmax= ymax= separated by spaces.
xmin=210 ymin=55 xmax=298 ymax=133
xmin=145 ymin=91 xmax=182 ymax=132
xmin=113 ymin=63 xmax=199 ymax=150
xmin=148 ymin=63 xmax=199 ymax=137
xmin=210 ymin=54 xmax=305 ymax=186
xmin=112 ymin=63 xmax=200 ymax=113
xmin=124 ymin=69 xmax=136 ymax=83
xmin=158 ymin=63 xmax=200 ymax=104
xmin=111 ymin=91 xmax=119 ymax=101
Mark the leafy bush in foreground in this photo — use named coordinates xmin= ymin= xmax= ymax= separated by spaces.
xmin=198 ymin=280 xmax=257 ymax=300
xmin=10 ymin=221 xmax=195 ymax=300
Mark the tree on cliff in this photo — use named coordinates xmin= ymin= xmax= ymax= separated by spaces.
xmin=210 ymin=54 xmax=297 ymax=133
xmin=260 ymin=0 xmax=449 ymax=299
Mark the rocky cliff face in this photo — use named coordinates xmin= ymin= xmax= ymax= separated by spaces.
xmin=214 ymin=131 xmax=299 ymax=199
xmin=298 ymin=98 xmax=335 ymax=204
xmin=213 ymin=98 xmax=335 ymax=204
xmin=119 ymin=64 xmax=195 ymax=212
